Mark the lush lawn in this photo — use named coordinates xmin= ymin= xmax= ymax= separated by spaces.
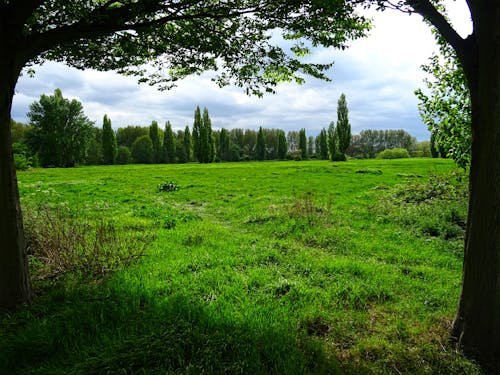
xmin=1 ymin=159 xmax=481 ymax=374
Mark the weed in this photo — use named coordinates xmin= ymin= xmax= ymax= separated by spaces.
xmin=23 ymin=204 xmax=154 ymax=280
xmin=157 ymin=180 xmax=179 ymax=192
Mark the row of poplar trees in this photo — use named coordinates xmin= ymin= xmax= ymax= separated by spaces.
xmin=100 ymin=106 xmax=214 ymax=165
xmin=100 ymin=94 xmax=351 ymax=165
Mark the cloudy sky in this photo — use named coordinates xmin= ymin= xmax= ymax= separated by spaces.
xmin=12 ymin=1 xmax=472 ymax=140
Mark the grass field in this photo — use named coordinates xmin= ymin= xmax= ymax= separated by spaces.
xmin=0 ymin=159 xmax=481 ymax=374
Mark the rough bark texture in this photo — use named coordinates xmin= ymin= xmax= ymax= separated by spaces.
xmin=451 ymin=1 xmax=500 ymax=370
xmin=0 ymin=39 xmax=33 ymax=310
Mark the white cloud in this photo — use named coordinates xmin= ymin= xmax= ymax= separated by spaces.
xmin=12 ymin=1 xmax=472 ymax=141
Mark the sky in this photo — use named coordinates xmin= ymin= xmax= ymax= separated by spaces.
xmin=11 ymin=1 xmax=472 ymax=141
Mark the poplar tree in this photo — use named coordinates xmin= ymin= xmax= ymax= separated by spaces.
xmin=149 ymin=121 xmax=161 ymax=163
xmin=299 ymin=128 xmax=307 ymax=159
xmin=102 ymin=114 xmax=116 ymax=165
xmin=192 ymin=106 xmax=202 ymax=162
xmin=327 ymin=121 xmax=338 ymax=161
xmin=163 ymin=121 xmax=176 ymax=163
xmin=219 ymin=128 xmax=230 ymax=161
xmin=277 ymin=130 xmax=288 ymax=159
xmin=319 ymin=128 xmax=329 ymax=160
xmin=335 ymin=93 xmax=351 ymax=160
xmin=184 ymin=126 xmax=192 ymax=162
xmin=202 ymin=107 xmax=215 ymax=163
xmin=256 ymin=126 xmax=266 ymax=161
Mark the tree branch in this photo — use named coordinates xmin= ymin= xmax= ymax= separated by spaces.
xmin=24 ymin=3 xmax=264 ymax=59
xmin=406 ymin=0 xmax=466 ymax=54
xmin=405 ymin=0 xmax=476 ymax=82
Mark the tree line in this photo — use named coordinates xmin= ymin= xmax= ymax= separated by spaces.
xmin=12 ymin=89 xmax=433 ymax=169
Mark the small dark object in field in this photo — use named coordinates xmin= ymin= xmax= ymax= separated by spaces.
xmin=157 ymin=181 xmax=179 ymax=192
xmin=355 ymin=169 xmax=383 ymax=175
xmin=304 ymin=317 xmax=330 ymax=337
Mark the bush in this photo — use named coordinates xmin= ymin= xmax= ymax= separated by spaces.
xmin=377 ymin=148 xmax=410 ymax=159
xmin=14 ymin=153 xmax=30 ymax=170
xmin=24 ymin=204 xmax=154 ymax=280
xmin=116 ymin=146 xmax=132 ymax=164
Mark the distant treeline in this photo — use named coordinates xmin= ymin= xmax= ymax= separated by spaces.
xmin=10 ymin=89 xmax=434 ymax=169
xmin=12 ymin=117 xmax=433 ymax=169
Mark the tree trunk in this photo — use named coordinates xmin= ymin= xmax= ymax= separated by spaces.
xmin=0 ymin=44 xmax=33 ymax=310
xmin=451 ymin=2 xmax=500 ymax=370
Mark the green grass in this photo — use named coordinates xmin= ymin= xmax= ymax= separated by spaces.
xmin=0 ymin=159 xmax=481 ymax=374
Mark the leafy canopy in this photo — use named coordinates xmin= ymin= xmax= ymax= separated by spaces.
xmin=415 ymin=30 xmax=471 ymax=168
xmin=11 ymin=1 xmax=369 ymax=96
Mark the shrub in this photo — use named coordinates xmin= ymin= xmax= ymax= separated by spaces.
xmin=14 ymin=153 xmax=30 ymax=170
xmin=23 ymin=204 xmax=154 ymax=280
xmin=377 ymin=148 xmax=410 ymax=159
xmin=116 ymin=146 xmax=132 ymax=164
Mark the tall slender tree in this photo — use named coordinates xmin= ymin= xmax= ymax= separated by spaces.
xmin=327 ymin=121 xmax=338 ymax=161
xmin=277 ymin=129 xmax=288 ymax=159
xmin=336 ymin=93 xmax=351 ymax=160
xmin=299 ymin=128 xmax=307 ymax=159
xmin=218 ymin=128 xmax=230 ymax=162
xmin=319 ymin=128 xmax=329 ymax=160
xmin=149 ymin=121 xmax=161 ymax=163
xmin=162 ymin=121 xmax=176 ymax=163
xmin=201 ymin=107 xmax=215 ymax=163
xmin=184 ymin=125 xmax=192 ymax=162
xmin=308 ymin=136 xmax=315 ymax=158
xmin=102 ymin=114 xmax=116 ymax=165
xmin=256 ymin=126 xmax=266 ymax=161
xmin=192 ymin=106 xmax=202 ymax=162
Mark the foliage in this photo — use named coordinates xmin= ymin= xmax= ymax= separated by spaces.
xmin=116 ymin=126 xmax=148 ymax=149
xmin=26 ymin=88 xmax=94 ymax=167
xmin=415 ymin=32 xmax=471 ymax=168
xmin=336 ymin=93 xmax=351 ymax=158
xmin=218 ymin=128 xmax=231 ymax=162
xmin=327 ymin=121 xmax=338 ymax=161
xmin=157 ymin=181 xmax=180 ymax=193
xmin=192 ymin=106 xmax=215 ymax=163
xmin=184 ymin=126 xmax=192 ymax=162
xmin=115 ymin=146 xmax=132 ymax=165
xmin=299 ymin=128 xmax=307 ymax=159
xmin=377 ymin=148 xmax=411 ymax=159
xmin=86 ymin=127 xmax=104 ymax=165
xmin=202 ymin=108 xmax=215 ymax=163
xmin=12 ymin=142 xmax=36 ymax=170
xmin=256 ymin=126 xmax=266 ymax=161
xmin=277 ymin=130 xmax=288 ymax=160
xmin=102 ymin=115 xmax=117 ymax=165
xmin=192 ymin=106 xmax=202 ymax=162
xmin=10 ymin=119 xmax=32 ymax=143
xmin=131 ymin=135 xmax=154 ymax=164
xmin=347 ymin=129 xmax=417 ymax=159
xmin=318 ymin=128 xmax=329 ymax=160
xmin=162 ymin=121 xmax=176 ymax=163
xmin=414 ymin=141 xmax=431 ymax=158
xmin=23 ymin=204 xmax=153 ymax=280
xmin=149 ymin=121 xmax=162 ymax=163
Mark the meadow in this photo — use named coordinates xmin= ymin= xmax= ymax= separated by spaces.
xmin=0 ymin=159 xmax=481 ymax=374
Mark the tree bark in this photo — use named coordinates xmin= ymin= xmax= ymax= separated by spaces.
xmin=0 ymin=41 xmax=33 ymax=310
xmin=451 ymin=1 xmax=500 ymax=370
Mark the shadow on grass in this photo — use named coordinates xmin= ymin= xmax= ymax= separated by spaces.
xmin=0 ymin=280 xmax=340 ymax=374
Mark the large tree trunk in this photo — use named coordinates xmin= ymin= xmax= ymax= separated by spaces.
xmin=0 ymin=43 xmax=33 ymax=310
xmin=451 ymin=2 xmax=500 ymax=370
